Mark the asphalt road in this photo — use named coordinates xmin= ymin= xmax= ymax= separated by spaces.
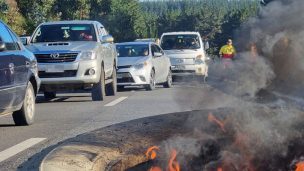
xmin=0 ymin=78 xmax=285 ymax=171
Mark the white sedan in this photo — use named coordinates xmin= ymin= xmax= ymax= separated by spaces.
xmin=116 ymin=42 xmax=172 ymax=90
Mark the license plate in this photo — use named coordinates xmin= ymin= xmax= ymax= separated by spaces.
xmin=45 ymin=65 xmax=64 ymax=73
xmin=173 ymin=65 xmax=185 ymax=70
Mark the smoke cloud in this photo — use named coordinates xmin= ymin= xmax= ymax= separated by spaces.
xmin=236 ymin=0 xmax=304 ymax=97
xmin=159 ymin=0 xmax=304 ymax=170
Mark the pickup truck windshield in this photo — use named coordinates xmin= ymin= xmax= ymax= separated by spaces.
xmin=161 ymin=34 xmax=201 ymax=50
xmin=31 ymin=24 xmax=97 ymax=43
xmin=116 ymin=44 xmax=149 ymax=57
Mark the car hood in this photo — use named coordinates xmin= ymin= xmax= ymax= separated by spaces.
xmin=26 ymin=42 xmax=98 ymax=53
xmin=164 ymin=49 xmax=204 ymax=59
xmin=118 ymin=56 xmax=149 ymax=66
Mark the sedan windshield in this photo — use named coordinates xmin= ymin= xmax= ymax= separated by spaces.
xmin=31 ymin=24 xmax=97 ymax=43
xmin=161 ymin=34 xmax=201 ymax=50
xmin=116 ymin=44 xmax=149 ymax=57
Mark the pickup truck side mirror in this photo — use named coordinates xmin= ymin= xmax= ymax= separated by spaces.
xmin=0 ymin=42 xmax=6 ymax=52
xmin=20 ymin=36 xmax=31 ymax=46
xmin=204 ymin=41 xmax=210 ymax=50
xmin=100 ymin=35 xmax=114 ymax=43
xmin=153 ymin=52 xmax=162 ymax=58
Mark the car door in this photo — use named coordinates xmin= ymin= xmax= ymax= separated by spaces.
xmin=98 ymin=25 xmax=112 ymax=77
xmin=155 ymin=45 xmax=169 ymax=82
xmin=6 ymin=26 xmax=29 ymax=107
xmin=0 ymin=22 xmax=16 ymax=114
xmin=151 ymin=44 xmax=163 ymax=83
xmin=102 ymin=28 xmax=116 ymax=68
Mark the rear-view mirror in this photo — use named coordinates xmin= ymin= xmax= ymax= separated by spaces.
xmin=0 ymin=42 xmax=6 ymax=52
xmin=100 ymin=35 xmax=114 ymax=43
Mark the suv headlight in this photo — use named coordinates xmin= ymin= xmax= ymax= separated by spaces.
xmin=132 ymin=61 xmax=148 ymax=70
xmin=195 ymin=54 xmax=204 ymax=65
xmin=79 ymin=51 xmax=96 ymax=60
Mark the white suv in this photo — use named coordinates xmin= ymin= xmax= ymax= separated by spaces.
xmin=160 ymin=32 xmax=208 ymax=80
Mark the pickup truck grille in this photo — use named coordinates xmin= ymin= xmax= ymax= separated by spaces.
xmin=35 ymin=53 xmax=78 ymax=63
xmin=39 ymin=70 xmax=77 ymax=78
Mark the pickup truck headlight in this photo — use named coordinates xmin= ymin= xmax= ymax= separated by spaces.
xmin=79 ymin=51 xmax=96 ymax=60
xmin=195 ymin=54 xmax=204 ymax=65
xmin=132 ymin=61 xmax=148 ymax=70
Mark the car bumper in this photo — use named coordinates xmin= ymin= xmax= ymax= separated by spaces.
xmin=171 ymin=64 xmax=208 ymax=76
xmin=116 ymin=67 xmax=150 ymax=86
xmin=36 ymin=75 xmax=41 ymax=93
xmin=38 ymin=60 xmax=100 ymax=85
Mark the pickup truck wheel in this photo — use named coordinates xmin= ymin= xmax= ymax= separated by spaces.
xmin=163 ymin=69 xmax=173 ymax=88
xmin=44 ymin=91 xmax=56 ymax=100
xmin=13 ymin=82 xmax=35 ymax=126
xmin=106 ymin=66 xmax=117 ymax=96
xmin=145 ymin=70 xmax=156 ymax=91
xmin=92 ymin=66 xmax=105 ymax=101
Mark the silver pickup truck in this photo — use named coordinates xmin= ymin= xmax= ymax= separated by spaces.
xmin=24 ymin=20 xmax=117 ymax=101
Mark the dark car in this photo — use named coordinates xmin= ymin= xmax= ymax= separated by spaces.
xmin=0 ymin=20 xmax=40 ymax=126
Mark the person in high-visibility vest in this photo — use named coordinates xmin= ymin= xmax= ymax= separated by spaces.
xmin=219 ymin=39 xmax=236 ymax=59
xmin=219 ymin=39 xmax=236 ymax=69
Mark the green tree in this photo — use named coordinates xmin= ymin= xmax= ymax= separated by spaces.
xmin=54 ymin=0 xmax=90 ymax=20
xmin=0 ymin=0 xmax=8 ymax=22
xmin=89 ymin=0 xmax=111 ymax=20
xmin=16 ymin=0 xmax=57 ymax=33
xmin=106 ymin=0 xmax=146 ymax=41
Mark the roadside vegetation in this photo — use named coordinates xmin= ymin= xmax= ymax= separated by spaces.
xmin=1 ymin=0 xmax=259 ymax=54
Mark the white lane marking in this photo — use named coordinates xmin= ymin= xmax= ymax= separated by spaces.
xmin=105 ymin=97 xmax=128 ymax=107
xmin=0 ymin=138 xmax=46 ymax=163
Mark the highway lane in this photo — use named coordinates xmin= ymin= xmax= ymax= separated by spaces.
xmin=0 ymin=82 xmax=236 ymax=170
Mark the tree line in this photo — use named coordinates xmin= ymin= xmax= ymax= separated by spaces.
xmin=0 ymin=0 xmax=260 ymax=53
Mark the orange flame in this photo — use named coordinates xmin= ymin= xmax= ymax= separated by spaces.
xmin=296 ymin=161 xmax=304 ymax=171
xmin=146 ymin=146 xmax=160 ymax=160
xmin=217 ymin=167 xmax=223 ymax=171
xmin=167 ymin=149 xmax=180 ymax=171
xmin=149 ymin=166 xmax=163 ymax=171
xmin=208 ymin=113 xmax=226 ymax=132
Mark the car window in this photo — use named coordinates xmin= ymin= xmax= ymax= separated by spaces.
xmin=103 ymin=28 xmax=109 ymax=35
xmin=99 ymin=27 xmax=108 ymax=36
xmin=151 ymin=45 xmax=160 ymax=56
xmin=6 ymin=26 xmax=21 ymax=50
xmin=0 ymin=22 xmax=19 ymax=51
xmin=32 ymin=24 xmax=97 ymax=42
xmin=116 ymin=44 xmax=149 ymax=57
xmin=155 ymin=45 xmax=164 ymax=55
xmin=160 ymin=34 xmax=201 ymax=50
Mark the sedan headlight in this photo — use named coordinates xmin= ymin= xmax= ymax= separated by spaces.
xmin=79 ymin=51 xmax=96 ymax=60
xmin=132 ymin=61 xmax=148 ymax=70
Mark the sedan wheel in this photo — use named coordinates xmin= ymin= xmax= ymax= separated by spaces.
xmin=145 ymin=70 xmax=156 ymax=91
xmin=13 ymin=82 xmax=35 ymax=126
xmin=163 ymin=69 xmax=173 ymax=88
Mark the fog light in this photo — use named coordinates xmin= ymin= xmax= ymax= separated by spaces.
xmin=89 ymin=69 xmax=95 ymax=75
xmin=139 ymin=76 xmax=146 ymax=82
